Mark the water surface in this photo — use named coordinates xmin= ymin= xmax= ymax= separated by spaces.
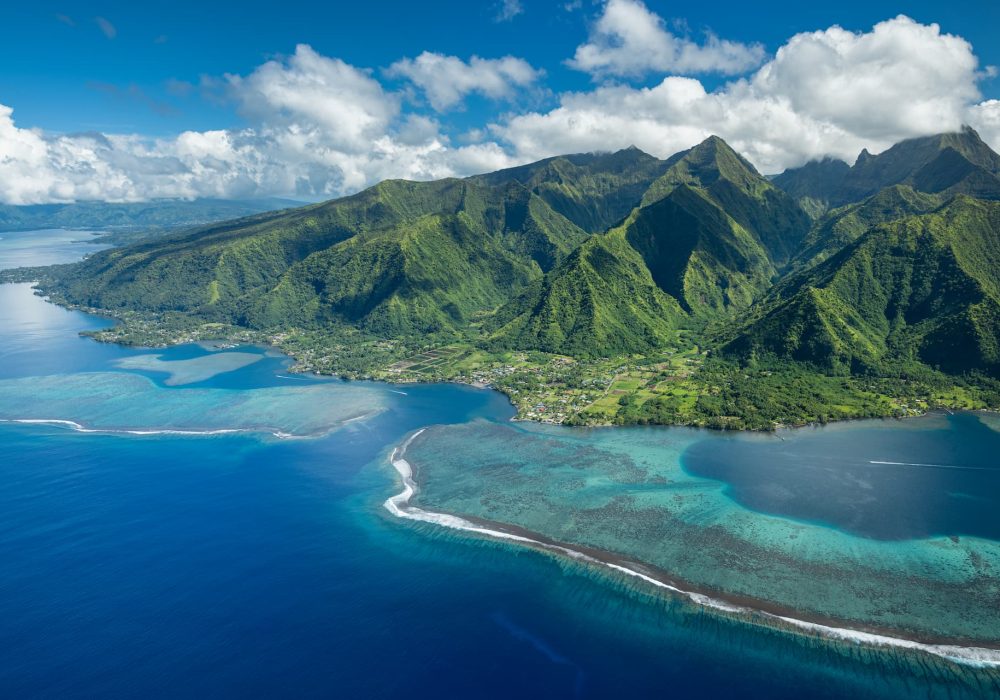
xmin=0 ymin=230 xmax=997 ymax=698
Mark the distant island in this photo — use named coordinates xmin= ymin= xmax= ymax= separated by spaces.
xmin=0 ymin=197 xmax=302 ymax=245
xmin=14 ymin=127 xmax=1000 ymax=430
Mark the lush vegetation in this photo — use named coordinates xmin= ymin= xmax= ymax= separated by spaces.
xmin=26 ymin=132 xmax=1000 ymax=429
xmin=724 ymin=196 xmax=1000 ymax=376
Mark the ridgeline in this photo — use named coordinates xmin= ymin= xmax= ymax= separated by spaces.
xmin=26 ymin=129 xmax=1000 ymax=429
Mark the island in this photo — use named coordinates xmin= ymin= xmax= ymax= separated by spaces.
xmin=13 ymin=129 xmax=1000 ymax=431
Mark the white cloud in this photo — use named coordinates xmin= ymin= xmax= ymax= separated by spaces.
xmin=387 ymin=52 xmax=542 ymax=111
xmin=969 ymin=100 xmax=1000 ymax=149
xmin=500 ymin=16 xmax=999 ymax=173
xmin=495 ymin=0 xmax=524 ymax=22
xmin=751 ymin=16 xmax=981 ymax=140
xmin=1 ymin=18 xmax=999 ymax=205
xmin=230 ymin=45 xmax=399 ymax=153
xmin=568 ymin=0 xmax=765 ymax=77
xmin=0 ymin=45 xmax=517 ymax=204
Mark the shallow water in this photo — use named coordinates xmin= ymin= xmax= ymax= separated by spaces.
xmin=404 ymin=419 xmax=1000 ymax=644
xmin=1 ymin=230 xmax=997 ymax=698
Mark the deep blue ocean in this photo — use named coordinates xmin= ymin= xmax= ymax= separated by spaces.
xmin=0 ymin=231 xmax=996 ymax=698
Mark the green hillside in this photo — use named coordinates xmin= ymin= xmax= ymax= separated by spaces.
xmin=724 ymin=196 xmax=1000 ymax=374
xmin=472 ymin=146 xmax=668 ymax=233
xmin=489 ymin=137 xmax=804 ymax=355
xmin=486 ymin=221 xmax=684 ymax=357
xmin=43 ymin=172 xmax=594 ymax=337
xmin=642 ymin=136 xmax=811 ymax=265
xmin=791 ymin=185 xmax=944 ymax=270
xmin=26 ymin=132 xmax=1000 ymax=429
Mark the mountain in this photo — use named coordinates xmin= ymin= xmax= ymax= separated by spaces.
xmin=0 ymin=198 xmax=301 ymax=233
xmin=487 ymin=137 xmax=810 ymax=355
xmin=723 ymin=196 xmax=1000 ymax=374
xmin=37 ymin=132 xmax=1000 ymax=393
xmin=774 ymin=127 xmax=1000 ymax=213
xmin=44 ymin=170 xmax=604 ymax=337
xmin=770 ymin=158 xmax=851 ymax=219
xmin=471 ymin=146 xmax=668 ymax=233
xmin=486 ymin=219 xmax=684 ymax=357
xmin=642 ymin=136 xmax=812 ymax=266
xmin=45 ymin=137 xmax=813 ymax=356
xmin=791 ymin=185 xmax=944 ymax=270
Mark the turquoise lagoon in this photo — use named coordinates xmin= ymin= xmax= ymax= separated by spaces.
xmin=400 ymin=418 xmax=1000 ymax=647
xmin=1 ymin=230 xmax=999 ymax=698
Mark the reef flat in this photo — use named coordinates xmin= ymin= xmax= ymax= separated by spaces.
xmin=388 ymin=415 xmax=1000 ymax=661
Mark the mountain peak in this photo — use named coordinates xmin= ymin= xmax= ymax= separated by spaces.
xmin=655 ymin=135 xmax=760 ymax=187
xmin=687 ymin=134 xmax=738 ymax=157
xmin=775 ymin=129 xmax=1000 ymax=208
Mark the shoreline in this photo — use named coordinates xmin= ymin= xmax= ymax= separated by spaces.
xmin=383 ymin=429 xmax=1000 ymax=669
xmin=4 ymin=280 xmax=990 ymax=434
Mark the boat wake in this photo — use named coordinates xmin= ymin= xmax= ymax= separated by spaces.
xmin=869 ymin=460 xmax=992 ymax=471
xmin=385 ymin=430 xmax=1000 ymax=669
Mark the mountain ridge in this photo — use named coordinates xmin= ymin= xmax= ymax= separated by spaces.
xmin=27 ymin=132 xmax=1000 ymax=428
xmin=773 ymin=127 xmax=1000 ymax=215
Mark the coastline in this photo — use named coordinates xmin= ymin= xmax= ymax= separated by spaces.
xmin=0 ymin=267 xmax=984 ymax=433
xmin=383 ymin=428 xmax=1000 ymax=669
xmin=4 ymin=278 xmax=992 ymax=434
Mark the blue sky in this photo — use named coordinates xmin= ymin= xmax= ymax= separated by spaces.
xmin=1 ymin=0 xmax=999 ymax=203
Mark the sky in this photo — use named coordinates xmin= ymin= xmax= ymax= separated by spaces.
xmin=1 ymin=0 xmax=999 ymax=204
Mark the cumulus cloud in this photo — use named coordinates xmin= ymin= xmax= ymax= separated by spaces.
xmin=0 ymin=45 xmax=515 ymax=204
xmin=568 ymin=0 xmax=766 ymax=77
xmin=387 ymin=52 xmax=542 ymax=111
xmin=500 ymin=15 xmax=999 ymax=173
xmin=969 ymin=100 xmax=1000 ymax=149
xmin=230 ymin=45 xmax=400 ymax=154
xmin=1 ymin=17 xmax=999 ymax=205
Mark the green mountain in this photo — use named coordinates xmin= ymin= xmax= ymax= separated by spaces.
xmin=723 ymin=196 xmax=1000 ymax=374
xmin=471 ymin=146 xmax=668 ymax=233
xmin=486 ymin=219 xmax=684 ymax=357
xmin=791 ymin=185 xmax=944 ymax=270
xmin=773 ymin=127 xmax=1000 ymax=213
xmin=44 ymin=171 xmax=599 ymax=337
xmin=770 ymin=158 xmax=851 ymax=219
xmin=642 ymin=136 xmax=811 ymax=266
xmin=34 ymin=131 xmax=1000 ymax=413
xmin=488 ymin=137 xmax=811 ymax=355
xmin=0 ymin=198 xmax=300 ymax=233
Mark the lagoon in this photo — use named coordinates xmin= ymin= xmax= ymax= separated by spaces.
xmin=0 ymin=230 xmax=998 ymax=698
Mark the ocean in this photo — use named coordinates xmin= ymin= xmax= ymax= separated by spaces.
xmin=0 ymin=230 xmax=996 ymax=698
